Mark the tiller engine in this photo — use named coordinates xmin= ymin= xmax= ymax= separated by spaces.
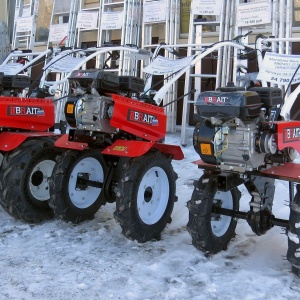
xmin=187 ymin=84 xmax=300 ymax=276
xmin=51 ymin=69 xmax=183 ymax=243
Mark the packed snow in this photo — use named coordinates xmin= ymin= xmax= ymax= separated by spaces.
xmin=0 ymin=131 xmax=299 ymax=300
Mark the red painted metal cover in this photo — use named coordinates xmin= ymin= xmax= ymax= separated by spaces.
xmin=193 ymin=158 xmax=300 ymax=182
xmin=260 ymin=162 xmax=300 ymax=182
xmin=102 ymin=140 xmax=154 ymax=157
xmin=0 ymin=132 xmax=57 ymax=151
xmin=110 ymin=94 xmax=166 ymax=142
xmin=152 ymin=143 xmax=184 ymax=160
xmin=54 ymin=134 xmax=89 ymax=150
xmin=102 ymin=139 xmax=184 ymax=160
xmin=275 ymin=120 xmax=300 ymax=153
xmin=0 ymin=96 xmax=55 ymax=131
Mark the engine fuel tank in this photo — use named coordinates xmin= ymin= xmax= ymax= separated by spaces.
xmin=196 ymin=90 xmax=262 ymax=122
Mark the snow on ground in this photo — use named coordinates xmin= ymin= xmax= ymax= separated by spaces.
xmin=0 ymin=132 xmax=299 ymax=300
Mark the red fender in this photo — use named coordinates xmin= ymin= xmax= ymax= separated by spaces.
xmin=0 ymin=132 xmax=58 ymax=151
xmin=151 ymin=142 xmax=184 ymax=160
xmin=102 ymin=139 xmax=184 ymax=160
xmin=54 ymin=134 xmax=184 ymax=160
xmin=54 ymin=134 xmax=89 ymax=150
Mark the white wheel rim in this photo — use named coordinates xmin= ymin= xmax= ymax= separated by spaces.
xmin=68 ymin=157 xmax=104 ymax=209
xmin=29 ymin=159 xmax=55 ymax=201
xmin=211 ymin=191 xmax=233 ymax=237
xmin=137 ymin=166 xmax=169 ymax=225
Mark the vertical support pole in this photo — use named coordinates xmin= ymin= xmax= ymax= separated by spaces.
xmin=290 ymin=182 xmax=296 ymax=204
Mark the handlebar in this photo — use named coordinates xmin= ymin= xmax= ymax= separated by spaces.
xmin=153 ymin=41 xmax=245 ymax=106
xmin=44 ymin=46 xmax=151 ymax=95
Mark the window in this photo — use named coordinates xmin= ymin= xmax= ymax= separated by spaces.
xmin=293 ymin=0 xmax=300 ymax=27
xmin=36 ymin=0 xmax=53 ymax=42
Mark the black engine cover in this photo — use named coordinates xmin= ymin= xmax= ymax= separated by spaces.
xmin=196 ymin=90 xmax=262 ymax=122
xmin=68 ymin=69 xmax=120 ymax=94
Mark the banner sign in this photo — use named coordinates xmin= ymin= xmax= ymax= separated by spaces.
xmin=143 ymin=55 xmax=195 ymax=75
xmin=16 ymin=17 xmax=33 ymax=32
xmin=49 ymin=24 xmax=69 ymax=42
xmin=44 ymin=55 xmax=86 ymax=73
xmin=101 ymin=11 xmax=123 ymax=30
xmin=191 ymin=0 xmax=223 ymax=16
xmin=0 ymin=63 xmax=24 ymax=75
xmin=236 ymin=1 xmax=271 ymax=27
xmin=76 ymin=11 xmax=98 ymax=29
xmin=257 ymin=52 xmax=300 ymax=85
xmin=143 ymin=0 xmax=166 ymax=23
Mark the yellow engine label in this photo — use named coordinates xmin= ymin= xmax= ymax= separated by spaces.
xmin=113 ymin=146 xmax=127 ymax=151
xmin=200 ymin=144 xmax=212 ymax=155
xmin=66 ymin=104 xmax=74 ymax=114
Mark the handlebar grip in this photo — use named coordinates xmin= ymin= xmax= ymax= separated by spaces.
xmin=21 ymin=49 xmax=33 ymax=53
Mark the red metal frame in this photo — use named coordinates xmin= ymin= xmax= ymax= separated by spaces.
xmin=54 ymin=94 xmax=184 ymax=160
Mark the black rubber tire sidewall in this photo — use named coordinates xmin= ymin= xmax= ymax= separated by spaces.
xmin=287 ymin=191 xmax=300 ymax=275
xmin=49 ymin=150 xmax=107 ymax=224
xmin=187 ymin=173 xmax=240 ymax=254
xmin=114 ymin=151 xmax=177 ymax=243
xmin=0 ymin=137 xmax=57 ymax=223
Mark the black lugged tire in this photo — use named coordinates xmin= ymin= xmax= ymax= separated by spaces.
xmin=114 ymin=151 xmax=178 ymax=243
xmin=49 ymin=150 xmax=107 ymax=224
xmin=0 ymin=137 xmax=57 ymax=223
xmin=187 ymin=173 xmax=240 ymax=254
xmin=287 ymin=192 xmax=300 ymax=276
